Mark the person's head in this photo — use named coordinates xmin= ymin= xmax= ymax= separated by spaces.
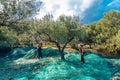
xmin=80 ymin=44 xmax=84 ymax=47
xmin=38 ymin=42 xmax=42 ymax=47
xmin=113 ymin=44 xmax=117 ymax=48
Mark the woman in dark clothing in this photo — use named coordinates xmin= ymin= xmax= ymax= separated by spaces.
xmin=37 ymin=42 xmax=43 ymax=58
xmin=79 ymin=44 xmax=85 ymax=63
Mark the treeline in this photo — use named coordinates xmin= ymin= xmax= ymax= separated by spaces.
xmin=85 ymin=11 xmax=120 ymax=54
xmin=0 ymin=0 xmax=120 ymax=58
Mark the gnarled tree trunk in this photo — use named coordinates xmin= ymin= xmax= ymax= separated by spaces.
xmin=44 ymin=32 xmax=74 ymax=60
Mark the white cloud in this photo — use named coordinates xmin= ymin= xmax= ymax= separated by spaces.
xmin=36 ymin=0 xmax=96 ymax=20
xmin=79 ymin=0 xmax=94 ymax=12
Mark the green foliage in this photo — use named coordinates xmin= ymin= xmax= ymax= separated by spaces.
xmin=32 ymin=15 xmax=81 ymax=45
xmin=83 ymin=23 xmax=97 ymax=44
xmin=0 ymin=0 xmax=42 ymax=20
xmin=78 ymin=10 xmax=120 ymax=53
xmin=0 ymin=26 xmax=18 ymax=46
xmin=105 ymin=30 xmax=120 ymax=52
xmin=96 ymin=10 xmax=120 ymax=53
xmin=0 ymin=0 xmax=42 ymax=47
xmin=96 ymin=10 xmax=120 ymax=44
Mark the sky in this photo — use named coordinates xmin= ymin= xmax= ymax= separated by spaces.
xmin=36 ymin=0 xmax=120 ymax=24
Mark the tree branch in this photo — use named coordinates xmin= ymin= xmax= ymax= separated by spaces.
xmin=62 ymin=36 xmax=74 ymax=51
xmin=43 ymin=31 xmax=61 ymax=51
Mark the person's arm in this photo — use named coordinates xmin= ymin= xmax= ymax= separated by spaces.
xmin=82 ymin=48 xmax=84 ymax=53
xmin=79 ymin=48 xmax=81 ymax=54
xmin=37 ymin=47 xmax=39 ymax=51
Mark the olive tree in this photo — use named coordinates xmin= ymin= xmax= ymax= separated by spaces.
xmin=35 ymin=15 xmax=80 ymax=60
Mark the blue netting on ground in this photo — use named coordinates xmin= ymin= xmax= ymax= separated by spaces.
xmin=23 ymin=47 xmax=69 ymax=59
xmin=6 ymin=48 xmax=27 ymax=60
xmin=23 ymin=49 xmax=38 ymax=59
xmin=42 ymin=47 xmax=68 ymax=57
xmin=33 ymin=54 xmax=114 ymax=80
xmin=42 ymin=47 xmax=60 ymax=57
xmin=1 ymin=47 xmax=120 ymax=80
xmin=6 ymin=47 xmax=65 ymax=60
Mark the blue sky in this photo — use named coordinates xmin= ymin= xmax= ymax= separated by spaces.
xmin=36 ymin=0 xmax=120 ymax=24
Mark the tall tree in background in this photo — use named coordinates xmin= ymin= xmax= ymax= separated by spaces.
xmin=83 ymin=23 xmax=97 ymax=48
xmin=86 ymin=10 xmax=120 ymax=53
